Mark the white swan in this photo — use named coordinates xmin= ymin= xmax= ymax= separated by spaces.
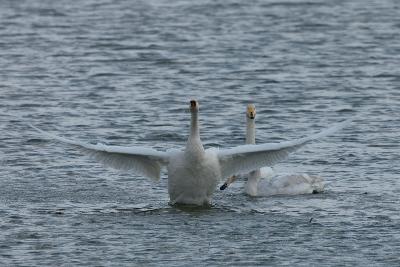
xmin=29 ymin=100 xmax=345 ymax=205
xmin=220 ymin=104 xmax=274 ymax=193
xmin=220 ymin=104 xmax=324 ymax=196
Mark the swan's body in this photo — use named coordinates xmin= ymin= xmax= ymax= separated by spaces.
xmin=167 ymin=121 xmax=221 ymax=204
xmin=221 ymin=104 xmax=324 ymax=197
xmin=167 ymin=148 xmax=220 ymax=205
xmin=29 ymin=100 xmax=344 ymax=205
xmin=255 ymin=173 xmax=324 ymax=196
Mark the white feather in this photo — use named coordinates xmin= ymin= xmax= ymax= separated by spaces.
xmin=217 ymin=119 xmax=349 ymax=179
xmin=29 ymin=124 xmax=169 ymax=181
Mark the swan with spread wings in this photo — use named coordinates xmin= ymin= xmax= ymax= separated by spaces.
xmin=30 ymin=100 xmax=347 ymax=205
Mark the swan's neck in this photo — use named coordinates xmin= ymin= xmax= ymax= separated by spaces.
xmin=245 ymin=170 xmax=261 ymax=196
xmin=245 ymin=117 xmax=260 ymax=192
xmin=246 ymin=118 xmax=256 ymax=145
xmin=190 ymin=111 xmax=200 ymax=139
xmin=186 ymin=111 xmax=204 ymax=156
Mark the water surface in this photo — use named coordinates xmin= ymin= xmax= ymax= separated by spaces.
xmin=0 ymin=0 xmax=399 ymax=265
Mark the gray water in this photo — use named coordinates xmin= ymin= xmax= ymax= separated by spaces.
xmin=0 ymin=0 xmax=399 ymax=265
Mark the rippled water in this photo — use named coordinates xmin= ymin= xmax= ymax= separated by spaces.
xmin=1 ymin=0 xmax=399 ymax=265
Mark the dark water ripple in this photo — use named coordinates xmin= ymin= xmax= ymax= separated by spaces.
xmin=1 ymin=0 xmax=399 ymax=265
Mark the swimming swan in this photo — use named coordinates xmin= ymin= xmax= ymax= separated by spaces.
xmin=220 ymin=104 xmax=324 ymax=196
xmin=29 ymin=100 xmax=345 ymax=205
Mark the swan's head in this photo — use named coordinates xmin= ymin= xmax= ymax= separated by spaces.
xmin=190 ymin=100 xmax=199 ymax=113
xmin=247 ymin=104 xmax=256 ymax=119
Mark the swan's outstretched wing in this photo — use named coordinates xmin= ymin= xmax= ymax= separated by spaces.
xmin=218 ymin=121 xmax=348 ymax=179
xmin=30 ymin=125 xmax=169 ymax=181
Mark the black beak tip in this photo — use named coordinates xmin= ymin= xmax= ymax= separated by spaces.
xmin=220 ymin=183 xmax=228 ymax=190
